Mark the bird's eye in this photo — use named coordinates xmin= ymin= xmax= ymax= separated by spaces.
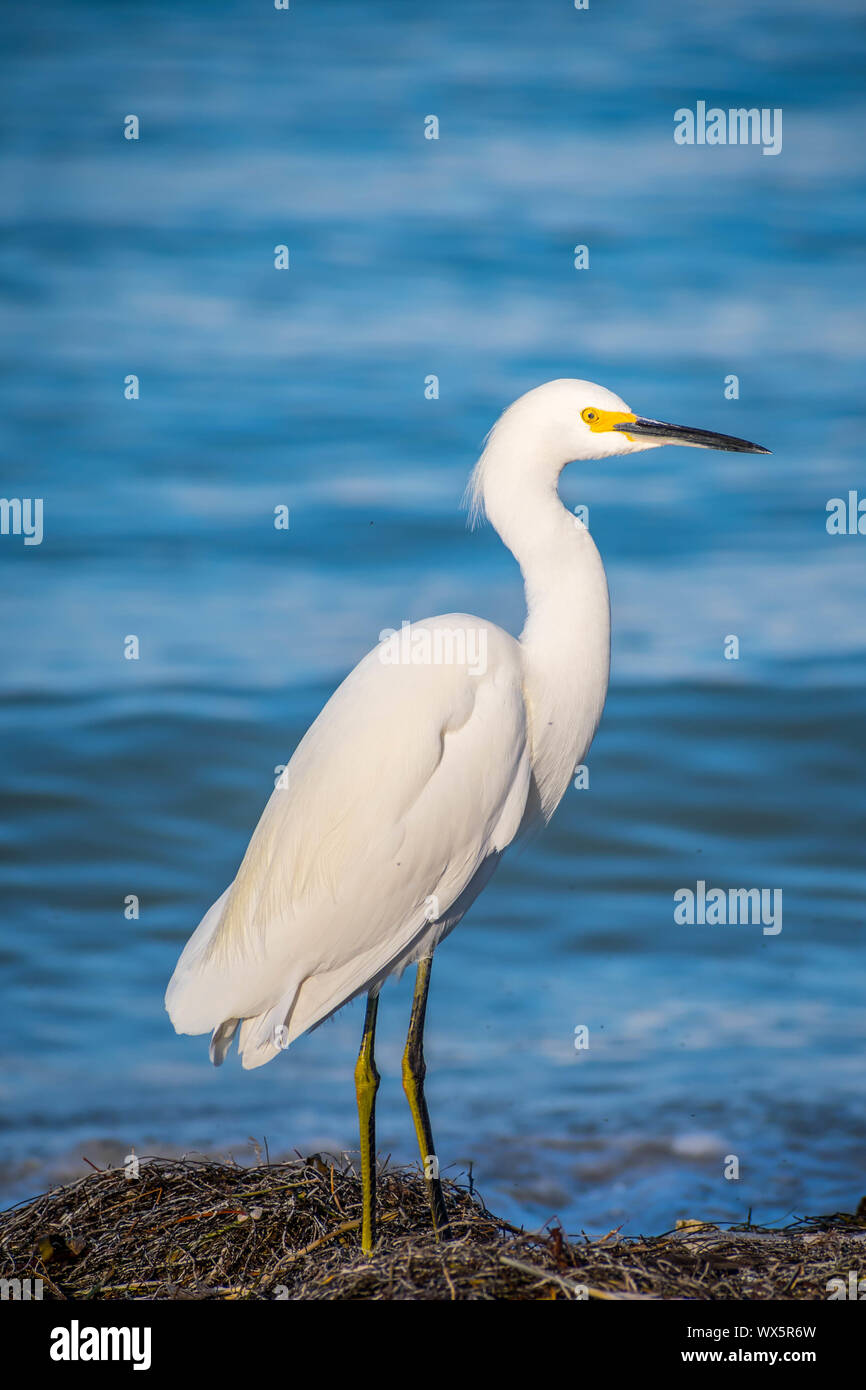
xmin=581 ymin=408 xmax=598 ymax=424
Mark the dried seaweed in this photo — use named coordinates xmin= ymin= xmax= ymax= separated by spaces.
xmin=1 ymin=1155 xmax=864 ymax=1300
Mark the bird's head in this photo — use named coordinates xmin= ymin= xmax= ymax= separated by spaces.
xmin=466 ymin=378 xmax=770 ymax=529
xmin=515 ymin=378 xmax=771 ymax=462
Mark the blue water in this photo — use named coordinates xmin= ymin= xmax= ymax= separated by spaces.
xmin=1 ymin=0 xmax=865 ymax=1236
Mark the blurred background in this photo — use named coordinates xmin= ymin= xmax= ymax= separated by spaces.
xmin=0 ymin=0 xmax=864 ymax=1235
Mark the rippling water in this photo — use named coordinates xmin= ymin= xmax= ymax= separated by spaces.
xmin=1 ymin=0 xmax=864 ymax=1234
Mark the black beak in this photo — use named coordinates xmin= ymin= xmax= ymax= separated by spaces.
xmin=614 ymin=417 xmax=771 ymax=454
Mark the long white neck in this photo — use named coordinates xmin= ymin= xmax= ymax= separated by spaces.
xmin=478 ymin=427 xmax=611 ymax=821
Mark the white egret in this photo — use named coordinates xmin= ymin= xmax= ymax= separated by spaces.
xmin=166 ymin=379 xmax=769 ymax=1252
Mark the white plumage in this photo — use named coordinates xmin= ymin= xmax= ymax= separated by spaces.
xmin=166 ymin=378 xmax=767 ymax=1078
xmin=167 ymin=615 xmax=532 ymax=1066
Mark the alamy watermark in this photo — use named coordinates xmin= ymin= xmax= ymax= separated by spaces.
xmin=674 ymin=102 xmax=782 ymax=156
xmin=0 ymin=1276 xmax=43 ymax=1300
xmin=826 ymin=492 xmax=866 ymax=535
xmin=0 ymin=497 xmax=42 ymax=545
xmin=827 ymin=1270 xmax=866 ymax=1299
xmin=378 ymin=621 xmax=488 ymax=676
xmin=674 ymin=880 xmax=782 ymax=935
xmin=50 ymin=1323 xmax=151 ymax=1370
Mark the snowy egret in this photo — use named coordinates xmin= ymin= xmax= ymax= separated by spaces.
xmin=166 ymin=379 xmax=769 ymax=1252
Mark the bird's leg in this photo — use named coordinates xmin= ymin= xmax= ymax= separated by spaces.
xmin=354 ymin=991 xmax=380 ymax=1255
xmin=402 ymin=954 xmax=450 ymax=1239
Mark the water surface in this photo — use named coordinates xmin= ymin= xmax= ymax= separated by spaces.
xmin=1 ymin=0 xmax=864 ymax=1235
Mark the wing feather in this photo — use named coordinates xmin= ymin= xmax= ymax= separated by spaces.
xmin=165 ymin=616 xmax=530 ymax=1066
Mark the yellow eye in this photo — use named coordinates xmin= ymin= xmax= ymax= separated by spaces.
xmin=581 ymin=408 xmax=598 ymax=424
